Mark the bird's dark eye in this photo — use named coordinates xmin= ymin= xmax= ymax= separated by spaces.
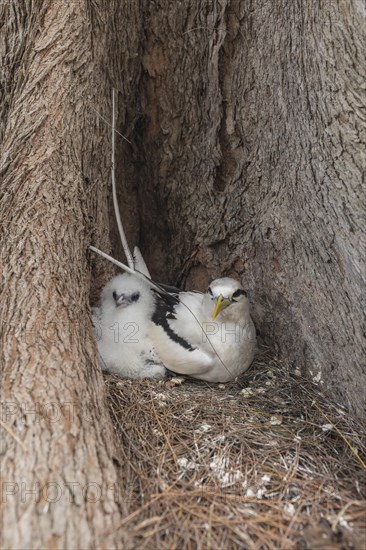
xmin=208 ymin=287 xmax=213 ymax=296
xmin=131 ymin=292 xmax=140 ymax=302
xmin=112 ymin=291 xmax=118 ymax=302
xmin=232 ymin=289 xmax=247 ymax=299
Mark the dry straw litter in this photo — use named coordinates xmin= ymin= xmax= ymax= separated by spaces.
xmin=105 ymin=348 xmax=366 ymax=549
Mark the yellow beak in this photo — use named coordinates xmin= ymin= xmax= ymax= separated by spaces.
xmin=212 ymin=295 xmax=231 ymax=320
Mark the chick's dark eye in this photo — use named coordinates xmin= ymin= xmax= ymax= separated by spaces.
xmin=112 ymin=291 xmax=118 ymax=301
xmin=131 ymin=292 xmax=140 ymax=302
xmin=232 ymin=289 xmax=247 ymax=299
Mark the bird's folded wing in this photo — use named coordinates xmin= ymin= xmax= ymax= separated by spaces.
xmin=149 ymin=323 xmax=213 ymax=376
xmin=150 ymin=289 xmax=215 ymax=376
xmin=152 ymin=289 xmax=205 ymax=346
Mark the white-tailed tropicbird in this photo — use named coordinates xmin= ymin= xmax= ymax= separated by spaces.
xmin=93 ymin=272 xmax=167 ymax=379
xmin=150 ymin=277 xmax=256 ymax=383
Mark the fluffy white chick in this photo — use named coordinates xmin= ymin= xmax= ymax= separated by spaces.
xmin=93 ymin=273 xmax=167 ymax=379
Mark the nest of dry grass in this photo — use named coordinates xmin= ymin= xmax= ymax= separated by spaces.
xmin=105 ymin=349 xmax=366 ymax=549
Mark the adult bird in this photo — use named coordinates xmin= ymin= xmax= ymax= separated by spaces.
xmin=93 ymin=272 xmax=167 ymax=380
xmin=150 ymin=277 xmax=256 ymax=383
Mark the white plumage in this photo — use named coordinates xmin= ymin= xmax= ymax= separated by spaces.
xmin=150 ymin=277 xmax=256 ymax=383
xmin=93 ymin=273 xmax=166 ymax=380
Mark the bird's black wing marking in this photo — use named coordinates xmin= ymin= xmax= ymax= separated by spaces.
xmin=152 ymin=291 xmax=196 ymax=352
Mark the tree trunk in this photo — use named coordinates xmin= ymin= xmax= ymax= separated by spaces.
xmin=116 ymin=0 xmax=366 ymax=418
xmin=0 ymin=1 xmax=130 ymax=548
xmin=1 ymin=0 xmax=365 ymax=548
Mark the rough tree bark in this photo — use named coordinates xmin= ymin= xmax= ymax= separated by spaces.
xmin=116 ymin=0 xmax=366 ymax=418
xmin=1 ymin=0 xmax=365 ymax=548
xmin=0 ymin=1 xmax=132 ymax=548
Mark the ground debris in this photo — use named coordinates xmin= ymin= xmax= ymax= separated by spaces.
xmin=105 ymin=348 xmax=366 ymax=549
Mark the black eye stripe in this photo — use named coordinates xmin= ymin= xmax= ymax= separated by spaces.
xmin=232 ymin=289 xmax=247 ymax=299
xmin=112 ymin=291 xmax=140 ymax=304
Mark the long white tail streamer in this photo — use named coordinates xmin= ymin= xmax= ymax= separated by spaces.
xmin=111 ymin=88 xmax=134 ymax=269
xmin=92 ymin=92 xmax=233 ymax=378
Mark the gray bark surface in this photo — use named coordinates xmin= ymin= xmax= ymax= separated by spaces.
xmin=0 ymin=1 xmax=129 ymax=548
xmin=116 ymin=0 xmax=365 ymax=418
